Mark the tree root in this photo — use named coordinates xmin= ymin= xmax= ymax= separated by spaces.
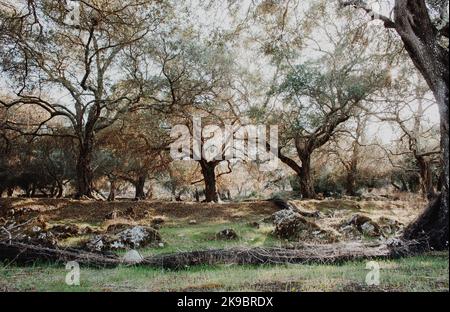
xmin=0 ymin=240 xmax=420 ymax=269
xmin=0 ymin=241 xmax=120 ymax=268
xmin=403 ymin=194 xmax=449 ymax=251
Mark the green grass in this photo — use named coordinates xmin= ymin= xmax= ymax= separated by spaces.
xmin=85 ymin=220 xmax=280 ymax=257
xmin=138 ymin=221 xmax=279 ymax=256
xmin=1 ymin=252 xmax=448 ymax=292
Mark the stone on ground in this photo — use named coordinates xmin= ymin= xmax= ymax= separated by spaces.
xmin=85 ymin=226 xmax=161 ymax=251
xmin=117 ymin=226 xmax=161 ymax=249
xmin=340 ymin=214 xmax=382 ymax=237
xmin=122 ymin=250 xmax=144 ymax=264
xmin=272 ymin=209 xmax=320 ymax=239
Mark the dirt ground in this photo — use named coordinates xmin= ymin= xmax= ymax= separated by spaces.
xmin=0 ymin=198 xmax=279 ymax=225
xmin=0 ymin=194 xmax=425 ymax=227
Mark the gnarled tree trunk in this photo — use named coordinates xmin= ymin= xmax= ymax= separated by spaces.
xmin=200 ymin=159 xmax=219 ymax=203
xmin=75 ymin=137 xmax=94 ymax=199
xmin=299 ymin=154 xmax=316 ymax=199
xmin=134 ymin=175 xmax=147 ymax=200
xmin=341 ymin=0 xmax=449 ymax=250
xmin=404 ymin=91 xmax=449 ymax=250
xmin=392 ymin=0 xmax=449 ymax=250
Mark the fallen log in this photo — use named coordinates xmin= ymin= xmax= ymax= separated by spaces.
xmin=0 ymin=241 xmax=120 ymax=268
xmin=142 ymin=241 xmax=416 ymax=269
xmin=0 ymin=240 xmax=418 ymax=269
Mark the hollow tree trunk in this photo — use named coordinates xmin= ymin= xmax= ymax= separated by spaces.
xmin=134 ymin=175 xmax=147 ymax=200
xmin=298 ymin=154 xmax=316 ymax=199
xmin=200 ymin=160 xmax=218 ymax=203
xmin=75 ymin=138 xmax=94 ymax=199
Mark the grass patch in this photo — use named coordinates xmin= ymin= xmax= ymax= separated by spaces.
xmin=0 ymin=252 xmax=447 ymax=292
xmin=138 ymin=221 xmax=279 ymax=256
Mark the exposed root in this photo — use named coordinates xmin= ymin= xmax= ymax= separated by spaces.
xmin=141 ymin=241 xmax=419 ymax=269
xmin=0 ymin=241 xmax=120 ymax=268
xmin=403 ymin=194 xmax=449 ymax=251
xmin=0 ymin=239 xmax=420 ymax=269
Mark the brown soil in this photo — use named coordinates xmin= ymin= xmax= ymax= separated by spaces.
xmin=0 ymin=198 xmax=279 ymax=225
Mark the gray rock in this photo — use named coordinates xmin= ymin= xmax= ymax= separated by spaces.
xmin=85 ymin=226 xmax=162 ymax=251
xmin=340 ymin=214 xmax=382 ymax=237
xmin=272 ymin=209 xmax=320 ymax=239
xmin=385 ymin=237 xmax=405 ymax=248
xmin=116 ymin=226 xmax=161 ymax=249
xmin=361 ymin=222 xmax=377 ymax=237
xmin=122 ymin=250 xmax=144 ymax=264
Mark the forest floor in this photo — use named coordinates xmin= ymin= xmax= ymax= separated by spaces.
xmin=0 ymin=196 xmax=448 ymax=292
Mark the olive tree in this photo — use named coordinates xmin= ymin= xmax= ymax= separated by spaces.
xmin=0 ymin=0 xmax=168 ymax=198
